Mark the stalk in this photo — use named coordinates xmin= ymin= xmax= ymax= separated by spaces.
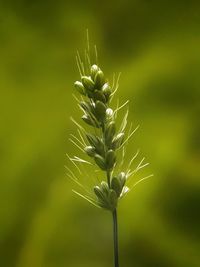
xmin=113 ymin=208 xmax=119 ymax=267
xmin=70 ymin=43 xmax=151 ymax=267
xmin=104 ymin=122 xmax=119 ymax=266
xmin=107 ymin=169 xmax=118 ymax=266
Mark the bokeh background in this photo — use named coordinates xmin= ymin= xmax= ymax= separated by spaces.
xmin=0 ymin=0 xmax=200 ymax=267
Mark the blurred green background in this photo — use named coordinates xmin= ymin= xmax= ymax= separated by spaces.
xmin=0 ymin=0 xmax=200 ymax=266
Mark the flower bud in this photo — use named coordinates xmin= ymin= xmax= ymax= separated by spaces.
xmin=100 ymin=181 xmax=109 ymax=196
xmin=74 ymin=81 xmax=86 ymax=95
xmin=93 ymin=90 xmax=106 ymax=103
xmin=102 ymin=83 xmax=112 ymax=100
xmin=94 ymin=186 xmax=106 ymax=202
xmin=86 ymin=134 xmax=100 ymax=147
xmin=106 ymin=149 xmax=116 ymax=170
xmin=80 ymin=101 xmax=96 ymax=117
xmin=91 ymin=64 xmax=99 ymax=80
xmin=112 ymin=133 xmax=125 ymax=149
xmin=95 ymin=101 xmax=106 ymax=122
xmin=81 ymin=76 xmax=95 ymax=91
xmin=86 ymin=134 xmax=104 ymax=155
xmin=94 ymin=154 xmax=106 ymax=170
xmin=105 ymin=121 xmax=116 ymax=146
xmin=82 ymin=114 xmax=99 ymax=128
xmin=79 ymin=101 xmax=91 ymax=113
xmin=94 ymin=70 xmax=105 ymax=89
xmin=94 ymin=184 xmax=118 ymax=210
xmin=117 ymin=172 xmax=126 ymax=188
xmin=111 ymin=177 xmax=122 ymax=197
xmin=106 ymin=108 xmax=114 ymax=119
xmin=84 ymin=146 xmax=96 ymax=157
xmin=94 ymin=185 xmax=110 ymax=210
xmin=87 ymin=90 xmax=94 ymax=98
xmin=109 ymin=189 xmax=118 ymax=210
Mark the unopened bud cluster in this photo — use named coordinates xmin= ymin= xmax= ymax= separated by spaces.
xmin=74 ymin=64 xmax=126 ymax=211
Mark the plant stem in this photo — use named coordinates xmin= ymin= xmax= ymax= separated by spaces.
xmin=102 ymin=119 xmax=119 ymax=266
xmin=112 ymin=208 xmax=119 ymax=267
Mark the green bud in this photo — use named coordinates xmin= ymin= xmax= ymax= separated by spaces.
xmin=80 ymin=101 xmax=96 ymax=120
xmin=94 ymin=70 xmax=105 ymax=89
xmin=105 ymin=121 xmax=116 ymax=146
xmin=91 ymin=64 xmax=99 ymax=80
xmin=100 ymin=181 xmax=109 ymax=196
xmin=86 ymin=133 xmax=100 ymax=147
xmin=87 ymin=90 xmax=94 ymax=98
xmin=82 ymin=114 xmax=93 ymax=126
xmin=79 ymin=101 xmax=91 ymax=113
xmin=74 ymin=81 xmax=86 ymax=95
xmin=117 ymin=172 xmax=126 ymax=188
xmin=112 ymin=133 xmax=125 ymax=149
xmin=95 ymin=101 xmax=106 ymax=121
xmin=81 ymin=76 xmax=95 ymax=91
xmin=84 ymin=146 xmax=96 ymax=157
xmin=102 ymin=83 xmax=112 ymax=100
xmin=109 ymin=189 xmax=118 ymax=210
xmin=86 ymin=134 xmax=104 ymax=155
xmin=111 ymin=177 xmax=122 ymax=197
xmin=106 ymin=149 xmax=116 ymax=170
xmin=82 ymin=115 xmax=99 ymax=128
xmin=94 ymin=184 xmax=118 ymax=211
xmin=94 ymin=186 xmax=106 ymax=202
xmin=93 ymin=90 xmax=106 ymax=103
xmin=106 ymin=108 xmax=114 ymax=120
xmin=94 ymin=154 xmax=106 ymax=170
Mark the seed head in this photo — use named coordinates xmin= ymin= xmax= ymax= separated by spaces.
xmin=68 ymin=46 xmax=152 ymax=211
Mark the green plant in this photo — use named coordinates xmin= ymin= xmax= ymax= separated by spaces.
xmin=66 ymin=35 xmax=152 ymax=267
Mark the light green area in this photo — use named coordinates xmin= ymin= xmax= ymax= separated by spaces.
xmin=0 ymin=1 xmax=200 ymax=266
